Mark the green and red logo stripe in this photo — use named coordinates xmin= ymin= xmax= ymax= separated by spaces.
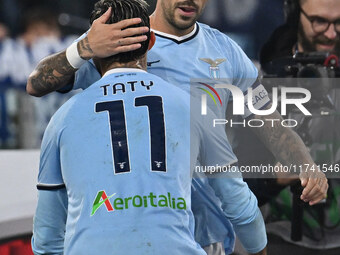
xmin=198 ymin=82 xmax=223 ymax=106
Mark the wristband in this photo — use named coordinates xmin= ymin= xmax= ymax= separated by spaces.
xmin=66 ymin=42 xmax=86 ymax=69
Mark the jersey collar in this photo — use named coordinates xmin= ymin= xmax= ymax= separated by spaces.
xmin=152 ymin=23 xmax=199 ymax=44
xmin=103 ymin=68 xmax=147 ymax=77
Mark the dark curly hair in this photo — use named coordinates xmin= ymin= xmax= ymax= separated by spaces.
xmin=90 ymin=0 xmax=150 ymax=64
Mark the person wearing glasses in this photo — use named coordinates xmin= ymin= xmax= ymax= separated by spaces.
xmin=297 ymin=1 xmax=340 ymax=52
xmin=261 ymin=0 xmax=340 ymax=62
xmin=257 ymin=0 xmax=340 ymax=254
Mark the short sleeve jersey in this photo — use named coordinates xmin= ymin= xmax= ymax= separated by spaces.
xmin=72 ymin=23 xmax=260 ymax=253
xmin=38 ymin=69 xmax=236 ymax=255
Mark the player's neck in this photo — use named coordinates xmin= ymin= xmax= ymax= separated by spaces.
xmin=150 ymin=13 xmax=195 ymax=37
xmin=102 ymin=59 xmax=147 ymax=76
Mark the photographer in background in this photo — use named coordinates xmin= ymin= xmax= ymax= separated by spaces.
xmin=261 ymin=0 xmax=339 ymax=63
xmin=260 ymin=0 xmax=340 ymax=254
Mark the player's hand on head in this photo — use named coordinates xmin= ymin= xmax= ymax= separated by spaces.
xmin=299 ymin=167 xmax=328 ymax=205
xmin=78 ymin=7 xmax=149 ymax=60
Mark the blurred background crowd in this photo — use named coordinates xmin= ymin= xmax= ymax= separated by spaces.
xmin=0 ymin=0 xmax=284 ymax=149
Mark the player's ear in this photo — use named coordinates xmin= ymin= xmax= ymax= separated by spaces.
xmin=148 ymin=31 xmax=156 ymax=50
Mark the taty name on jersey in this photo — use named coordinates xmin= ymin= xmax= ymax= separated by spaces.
xmin=100 ymin=80 xmax=154 ymax=96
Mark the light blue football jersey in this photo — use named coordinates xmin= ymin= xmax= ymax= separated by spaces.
xmin=74 ymin=23 xmax=258 ymax=120
xmin=72 ymin=23 xmax=260 ymax=254
xmin=34 ymin=69 xmax=239 ymax=255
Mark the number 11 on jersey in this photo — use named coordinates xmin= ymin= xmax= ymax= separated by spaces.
xmin=95 ymin=96 xmax=167 ymax=174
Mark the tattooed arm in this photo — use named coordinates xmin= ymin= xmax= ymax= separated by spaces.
xmin=27 ymin=7 xmax=149 ymax=97
xmin=26 ymin=51 xmax=76 ymax=97
xmin=250 ymin=104 xmax=328 ymax=205
xmin=26 ymin=37 xmax=95 ymax=97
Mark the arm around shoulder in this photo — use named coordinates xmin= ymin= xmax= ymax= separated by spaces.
xmin=26 ymin=50 xmax=77 ymax=97
xmin=26 ymin=8 xmax=149 ymax=97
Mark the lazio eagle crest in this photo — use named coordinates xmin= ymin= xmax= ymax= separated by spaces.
xmin=199 ymin=58 xmax=226 ymax=79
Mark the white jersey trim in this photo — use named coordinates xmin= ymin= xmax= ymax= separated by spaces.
xmin=152 ymin=24 xmax=198 ymax=42
xmin=103 ymin=68 xmax=147 ymax=77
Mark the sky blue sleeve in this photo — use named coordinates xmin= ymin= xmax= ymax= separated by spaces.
xmin=191 ymin=177 xmax=235 ymax=253
xmin=73 ymin=60 xmax=101 ymax=90
xmin=189 ymin=106 xmax=237 ymax=252
xmin=193 ymin=106 xmax=238 ymax=168
xmin=207 ymin=173 xmax=267 ymax=253
xmin=32 ymin=189 xmax=68 ymax=255
xmin=190 ymin=104 xmax=236 ymax=251
xmin=37 ymin=116 xmax=64 ymax=188
xmin=223 ymin=34 xmax=258 ymax=93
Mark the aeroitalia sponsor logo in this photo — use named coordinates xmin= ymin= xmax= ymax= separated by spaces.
xmin=91 ymin=190 xmax=187 ymax=216
xmin=91 ymin=191 xmax=116 ymax=216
